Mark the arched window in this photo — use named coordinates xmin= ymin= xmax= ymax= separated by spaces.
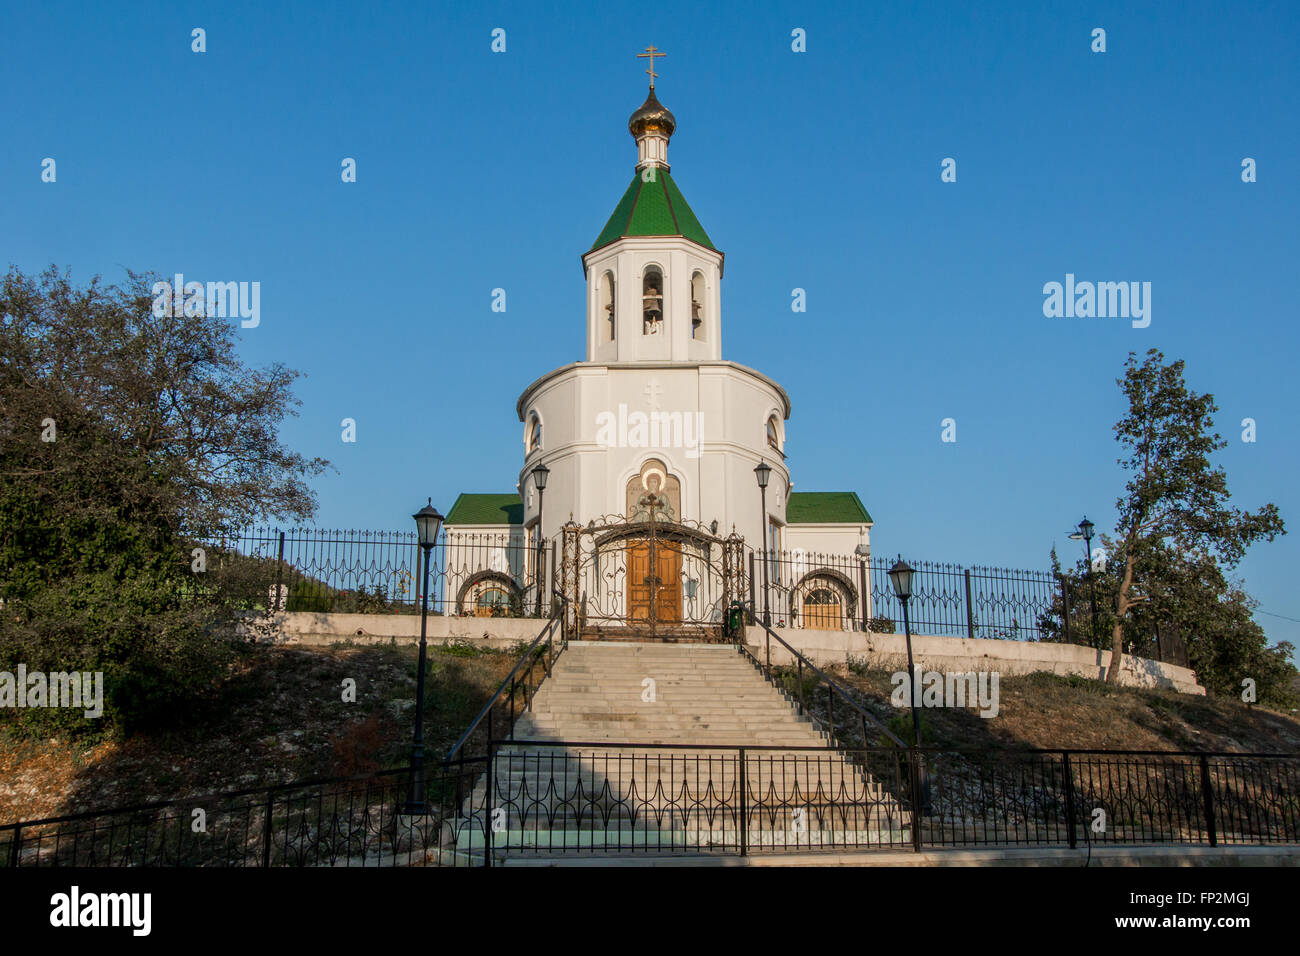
xmin=599 ymin=271 xmax=616 ymax=341
xmin=690 ymin=271 xmax=705 ymax=340
xmin=642 ymin=267 xmax=664 ymax=335
xmin=475 ymin=586 xmax=510 ymax=617
xmin=528 ymin=413 xmax=542 ymax=453
xmin=766 ymin=416 xmax=780 ymax=451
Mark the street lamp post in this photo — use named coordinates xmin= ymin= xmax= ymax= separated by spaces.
xmin=889 ymin=556 xmax=930 ymax=831
xmin=408 ymin=499 xmax=444 ymax=814
xmin=754 ymin=461 xmax=772 ymax=627
xmin=532 ymin=464 xmax=549 ymax=616
xmin=1069 ymin=516 xmax=1098 ymax=647
xmin=888 ymin=558 xmax=921 ymax=747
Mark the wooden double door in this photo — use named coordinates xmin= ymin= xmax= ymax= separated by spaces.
xmin=628 ymin=539 xmax=681 ymax=624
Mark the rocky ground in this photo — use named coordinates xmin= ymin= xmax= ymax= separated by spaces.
xmin=0 ymin=639 xmax=521 ymax=824
xmin=3 ymin=643 xmax=1297 ymax=826
xmin=806 ymin=664 xmax=1300 ymax=752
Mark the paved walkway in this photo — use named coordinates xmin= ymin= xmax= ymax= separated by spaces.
xmin=496 ymin=844 xmax=1300 ymax=866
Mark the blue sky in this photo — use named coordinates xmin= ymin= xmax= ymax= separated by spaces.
xmin=3 ymin=1 xmax=1297 ymax=649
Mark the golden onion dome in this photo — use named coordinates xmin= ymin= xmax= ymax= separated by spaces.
xmin=628 ymin=87 xmax=676 ymax=139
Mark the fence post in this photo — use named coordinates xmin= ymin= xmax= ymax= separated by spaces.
xmin=1199 ymin=754 xmax=1218 ymax=847
xmin=535 ymin=541 xmax=546 ymax=617
xmin=1060 ymin=575 xmax=1072 ymax=644
xmin=484 ymin=743 xmax=494 ymax=868
xmin=8 ymin=827 xmax=20 ymax=868
xmin=738 ymin=747 xmax=748 ymax=857
xmin=963 ymin=569 xmax=975 ymax=639
xmin=262 ymin=788 xmax=274 ymax=867
xmin=909 ymin=751 xmax=923 ymax=853
xmin=274 ymin=530 xmax=286 ymax=612
xmin=1062 ymin=752 xmax=1077 ymax=849
xmin=858 ymin=559 xmax=869 ymax=632
xmin=549 ymin=540 xmax=557 ymax=617
xmin=748 ymin=552 xmax=757 ymax=623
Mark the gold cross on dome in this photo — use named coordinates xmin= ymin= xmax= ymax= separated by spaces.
xmin=637 ymin=45 xmax=666 ymax=88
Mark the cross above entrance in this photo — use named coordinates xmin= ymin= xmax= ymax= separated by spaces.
xmin=637 ymin=45 xmax=666 ymax=88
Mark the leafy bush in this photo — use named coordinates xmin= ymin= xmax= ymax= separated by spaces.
xmin=0 ymin=266 xmax=328 ymax=740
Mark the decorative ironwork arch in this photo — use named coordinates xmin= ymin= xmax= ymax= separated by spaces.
xmin=455 ymin=570 xmax=522 ymax=616
xmin=560 ymin=511 xmax=737 ymax=640
xmin=790 ymin=567 xmax=859 ymax=630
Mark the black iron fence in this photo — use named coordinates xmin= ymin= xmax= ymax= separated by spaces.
xmin=1046 ymin=572 xmax=1192 ymax=664
xmin=5 ymin=748 xmax=1295 ymax=865
xmin=0 ymin=767 xmax=468 ymax=867
xmin=748 ymin=549 xmax=1061 ymax=641
xmin=198 ymin=527 xmax=558 ymax=619
xmin=195 ymin=525 xmax=1185 ymax=652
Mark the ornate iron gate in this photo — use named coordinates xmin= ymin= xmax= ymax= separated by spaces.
xmin=561 ymin=509 xmax=743 ymax=640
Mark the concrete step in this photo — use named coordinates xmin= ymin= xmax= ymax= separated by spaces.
xmin=447 ymin=639 xmax=909 ymax=857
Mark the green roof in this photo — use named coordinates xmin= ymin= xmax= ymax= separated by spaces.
xmin=444 ymin=493 xmax=523 ymax=526
xmin=590 ymin=169 xmax=715 ymax=252
xmin=787 ymin=492 xmax=873 ymax=525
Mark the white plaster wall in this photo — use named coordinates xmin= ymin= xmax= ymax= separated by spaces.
xmin=783 ymin=524 xmax=872 ymax=558
xmin=517 ymin=361 xmax=792 ymax=547
xmin=238 ymin=611 xmax=545 ymax=649
xmin=582 ymin=236 xmax=722 ymax=364
xmin=242 ymin=612 xmax=1203 ymax=696
xmin=742 ymin=626 xmax=1205 ymax=695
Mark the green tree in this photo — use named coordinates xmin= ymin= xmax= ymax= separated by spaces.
xmin=1104 ymin=350 xmax=1283 ymax=684
xmin=1044 ymin=541 xmax=1296 ymax=707
xmin=0 ymin=266 xmax=330 ymax=734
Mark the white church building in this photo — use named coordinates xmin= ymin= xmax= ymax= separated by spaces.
xmin=443 ymin=77 xmax=874 ymax=634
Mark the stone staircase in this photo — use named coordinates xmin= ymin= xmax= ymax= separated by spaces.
xmin=453 ymin=641 xmax=909 ymax=856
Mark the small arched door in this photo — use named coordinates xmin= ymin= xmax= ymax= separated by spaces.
xmin=802 ymin=587 xmax=842 ymax=630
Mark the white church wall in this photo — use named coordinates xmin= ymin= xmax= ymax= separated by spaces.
xmin=583 ymin=236 xmax=721 ymax=365
xmin=783 ymin=524 xmax=871 ymax=558
xmin=442 ymin=524 xmax=528 ymax=615
xmin=780 ymin=523 xmax=875 ymax=623
xmin=519 ymin=360 xmax=791 ymax=547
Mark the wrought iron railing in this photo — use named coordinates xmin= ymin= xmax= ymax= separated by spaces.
xmin=445 ymin=600 xmax=568 ymax=763
xmin=0 ymin=767 xmax=465 ymax=867
xmin=738 ymin=617 xmax=907 ymax=749
xmin=195 ymin=525 xmax=1182 ymax=652
xmin=196 ymin=526 xmax=558 ymax=619
xmin=749 ymin=549 xmax=1063 ymax=641
xmin=7 ymin=748 xmax=1292 ymax=866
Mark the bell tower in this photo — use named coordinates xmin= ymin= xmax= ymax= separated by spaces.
xmin=582 ymin=51 xmax=724 ymax=366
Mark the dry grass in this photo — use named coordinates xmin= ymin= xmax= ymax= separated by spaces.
xmin=0 ymin=640 xmax=522 ymax=824
xmin=814 ymin=664 xmax=1300 ymax=753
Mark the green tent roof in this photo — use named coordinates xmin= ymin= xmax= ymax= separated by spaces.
xmin=590 ymin=169 xmax=715 ymax=252
xmin=787 ymin=492 xmax=873 ymax=525
xmin=444 ymin=493 xmax=523 ymax=526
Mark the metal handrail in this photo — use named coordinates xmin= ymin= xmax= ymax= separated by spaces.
xmin=738 ymin=615 xmax=907 ymax=749
xmin=444 ymin=600 xmax=566 ymax=763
